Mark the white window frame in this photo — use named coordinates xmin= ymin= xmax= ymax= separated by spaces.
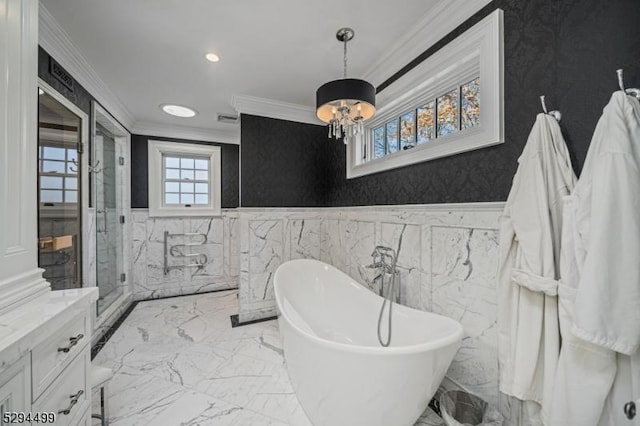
xmin=347 ymin=9 xmax=504 ymax=179
xmin=148 ymin=140 xmax=221 ymax=217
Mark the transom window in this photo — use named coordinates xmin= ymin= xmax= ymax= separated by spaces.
xmin=372 ymin=77 xmax=480 ymax=159
xmin=346 ymin=9 xmax=503 ymax=179
xmin=148 ymin=140 xmax=221 ymax=217
xmin=38 ymin=145 xmax=78 ymax=204
xmin=163 ymin=155 xmax=210 ymax=206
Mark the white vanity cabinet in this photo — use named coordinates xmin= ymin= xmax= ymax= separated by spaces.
xmin=0 ymin=288 xmax=98 ymax=426
xmin=0 ymin=356 xmax=31 ymax=422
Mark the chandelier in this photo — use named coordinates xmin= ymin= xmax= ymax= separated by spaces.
xmin=316 ymin=28 xmax=376 ymax=144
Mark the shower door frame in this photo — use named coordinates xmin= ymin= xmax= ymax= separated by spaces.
xmin=37 ymin=79 xmax=90 ymax=290
xmin=91 ymin=101 xmax=132 ymax=330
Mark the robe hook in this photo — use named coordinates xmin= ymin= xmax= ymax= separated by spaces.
xmin=540 ymin=95 xmax=561 ymax=122
xmin=617 ymin=68 xmax=640 ymax=98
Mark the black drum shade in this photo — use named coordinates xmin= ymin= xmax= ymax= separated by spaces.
xmin=316 ymin=78 xmax=376 ymax=123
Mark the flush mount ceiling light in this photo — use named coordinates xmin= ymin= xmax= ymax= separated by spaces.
xmin=160 ymin=104 xmax=198 ymax=118
xmin=205 ymin=52 xmax=220 ymax=63
xmin=316 ymin=27 xmax=376 ymax=144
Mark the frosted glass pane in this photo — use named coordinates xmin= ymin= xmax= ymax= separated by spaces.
xmin=43 ymin=147 xmax=65 ymax=160
xmin=41 ymin=190 xmax=63 ymax=203
xmin=181 ymin=193 xmax=194 ymax=204
xmin=165 ymin=168 xmax=180 ymax=179
xmin=40 ymin=176 xmax=63 ymax=189
xmin=386 ymin=120 xmax=399 ymax=153
xmin=194 ymin=159 xmax=209 ymax=170
xmin=437 ymin=89 xmax=459 ymax=137
xmin=65 ymin=191 xmax=78 ymax=203
xmin=195 ymin=183 xmax=208 ymax=193
xmin=65 ymin=177 xmax=78 ymax=190
xmin=180 ymin=182 xmax=194 ymax=193
xmin=165 ymin=193 xmax=180 ymax=204
xmin=373 ymin=126 xmax=385 ymax=158
xmin=400 ymin=111 xmax=416 ymax=150
xmin=181 ymin=169 xmax=194 ymax=180
xmin=180 ymin=158 xmax=194 ymax=169
xmin=42 ymin=160 xmax=66 ymax=173
xmin=195 ymin=170 xmax=208 ymax=180
xmin=165 ymin=182 xmax=179 ymax=192
xmin=165 ymin=157 xmax=180 ymax=168
xmin=461 ymin=77 xmax=480 ymax=129
xmin=195 ymin=194 xmax=209 ymax=204
xmin=417 ymin=101 xmax=435 ymax=144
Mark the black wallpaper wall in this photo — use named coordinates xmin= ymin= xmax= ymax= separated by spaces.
xmin=240 ymin=0 xmax=640 ymax=207
xmin=130 ymin=135 xmax=239 ymax=209
xmin=240 ymin=115 xmax=331 ymax=207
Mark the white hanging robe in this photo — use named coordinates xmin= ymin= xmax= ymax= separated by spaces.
xmin=498 ymin=113 xmax=576 ymax=416
xmin=549 ymin=91 xmax=640 ymax=426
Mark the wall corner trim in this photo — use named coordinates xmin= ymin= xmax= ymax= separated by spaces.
xmin=231 ymin=94 xmax=321 ymax=126
xmin=132 ymin=121 xmax=240 ymax=145
xmin=39 ymin=4 xmax=136 ymax=130
xmin=362 ymin=0 xmax=492 ymax=89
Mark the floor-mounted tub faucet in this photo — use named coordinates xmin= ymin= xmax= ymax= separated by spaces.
xmin=366 ymin=245 xmax=399 ymax=347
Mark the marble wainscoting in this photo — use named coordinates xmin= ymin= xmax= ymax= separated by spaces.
xmin=237 ymin=210 xmax=323 ymax=322
xmin=131 ymin=209 xmax=239 ymax=300
xmin=237 ymin=203 xmax=514 ymax=421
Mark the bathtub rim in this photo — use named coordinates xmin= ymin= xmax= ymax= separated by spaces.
xmin=274 ymin=259 xmax=464 ymax=355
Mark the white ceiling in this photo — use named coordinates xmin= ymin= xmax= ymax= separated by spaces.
xmin=39 ymin=0 xmax=486 ymax=143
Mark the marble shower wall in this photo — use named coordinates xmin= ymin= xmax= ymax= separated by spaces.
xmin=237 ymin=204 xmax=503 ymax=411
xmin=131 ymin=209 xmax=239 ymax=300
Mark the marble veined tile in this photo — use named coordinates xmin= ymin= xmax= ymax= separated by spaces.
xmin=344 ymin=220 xmax=375 ymax=284
xmin=320 ymin=219 xmax=346 ymax=271
xmin=431 ymin=226 xmax=499 ymax=287
xmin=230 ymin=409 xmax=289 ymax=426
xmin=289 ymin=219 xmax=321 ymax=260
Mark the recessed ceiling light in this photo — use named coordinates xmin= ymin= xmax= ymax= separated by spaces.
xmin=160 ymin=104 xmax=198 ymax=118
xmin=205 ymin=53 xmax=220 ymax=63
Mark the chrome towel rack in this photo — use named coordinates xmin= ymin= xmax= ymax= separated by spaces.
xmin=163 ymin=231 xmax=208 ymax=275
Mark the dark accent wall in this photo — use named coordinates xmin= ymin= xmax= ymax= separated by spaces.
xmin=240 ymin=115 xmax=331 ymax=207
xmin=130 ymin=135 xmax=239 ymax=209
xmin=241 ymin=0 xmax=640 ymax=207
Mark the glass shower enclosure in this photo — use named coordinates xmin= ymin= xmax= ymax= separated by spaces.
xmin=93 ymin=108 xmax=127 ymax=316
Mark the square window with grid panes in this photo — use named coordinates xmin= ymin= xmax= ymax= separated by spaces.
xmin=163 ymin=155 xmax=210 ymax=206
xmin=371 ymin=77 xmax=480 ymax=160
xmin=38 ymin=145 xmax=79 ymax=204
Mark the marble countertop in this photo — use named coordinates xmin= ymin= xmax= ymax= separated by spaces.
xmin=0 ymin=287 xmax=98 ymax=366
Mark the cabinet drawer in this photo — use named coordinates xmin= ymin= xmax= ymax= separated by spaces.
xmin=33 ymin=348 xmax=90 ymax=426
xmin=31 ymin=310 xmax=89 ymax=401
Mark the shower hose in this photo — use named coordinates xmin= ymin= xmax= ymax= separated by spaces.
xmin=377 ymin=257 xmax=397 ymax=347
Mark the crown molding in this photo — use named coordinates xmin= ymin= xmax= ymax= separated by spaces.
xmin=132 ymin=121 xmax=239 ymax=145
xmin=38 ymin=3 xmax=136 ymax=130
xmin=362 ymin=0 xmax=493 ymax=89
xmin=231 ymin=94 xmax=322 ymax=126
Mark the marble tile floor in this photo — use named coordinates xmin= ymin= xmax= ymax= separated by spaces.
xmin=91 ymin=290 xmax=444 ymax=426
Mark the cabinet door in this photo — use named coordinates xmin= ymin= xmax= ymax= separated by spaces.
xmin=0 ymin=355 xmax=31 ymax=425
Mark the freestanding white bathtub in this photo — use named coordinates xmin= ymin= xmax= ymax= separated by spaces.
xmin=274 ymin=259 xmax=464 ymax=426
